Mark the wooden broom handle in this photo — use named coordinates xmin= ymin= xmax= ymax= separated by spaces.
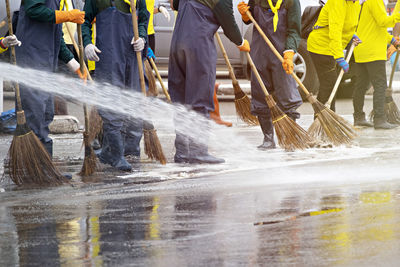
xmin=389 ymin=47 xmax=400 ymax=89
xmin=77 ymin=24 xmax=90 ymax=132
xmin=5 ymin=0 xmax=22 ymax=111
xmin=246 ymin=10 xmax=311 ymax=96
xmin=130 ymin=1 xmax=147 ymax=95
xmin=65 ymin=23 xmax=93 ymax=81
xmin=246 ymin=52 xmax=270 ymax=97
xmin=214 ymin=32 xmax=240 ymax=90
xmin=148 ymin=58 xmax=171 ymax=102
xmin=326 ymin=42 xmax=355 ymax=108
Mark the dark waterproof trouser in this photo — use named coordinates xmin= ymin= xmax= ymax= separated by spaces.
xmin=95 ymin=7 xmax=147 ymax=164
xmin=250 ymin=5 xmax=302 ymax=126
xmin=15 ymin=0 xmax=61 ymax=155
xmin=353 ymin=60 xmax=387 ymax=120
xmin=309 ymin=52 xmax=338 ymax=111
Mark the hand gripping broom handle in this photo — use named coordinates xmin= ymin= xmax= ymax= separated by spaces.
xmin=214 ymin=32 xmax=241 ymax=92
xmin=246 ymin=11 xmax=311 ymax=98
xmin=130 ymin=1 xmax=147 ymax=95
xmin=326 ymin=42 xmax=355 ymax=108
xmin=77 ymin=24 xmax=90 ymax=133
xmin=148 ymin=57 xmax=171 ymax=102
xmin=5 ymin=0 xmax=23 ymax=112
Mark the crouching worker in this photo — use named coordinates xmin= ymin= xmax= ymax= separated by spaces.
xmin=353 ymin=0 xmax=400 ymax=129
xmin=0 ymin=35 xmax=21 ymax=53
xmin=15 ymin=0 xmax=86 ymax=156
xmin=169 ymin=0 xmax=250 ymax=164
xmin=82 ymin=0 xmax=150 ymax=171
xmin=238 ymin=0 xmax=302 ymax=150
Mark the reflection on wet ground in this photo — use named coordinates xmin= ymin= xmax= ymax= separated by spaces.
xmin=2 ymin=115 xmax=400 ymax=265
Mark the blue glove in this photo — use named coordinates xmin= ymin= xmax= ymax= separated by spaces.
xmin=147 ymin=47 xmax=156 ymax=60
xmin=336 ymin=57 xmax=349 ymax=73
xmin=352 ymin=34 xmax=362 ymax=46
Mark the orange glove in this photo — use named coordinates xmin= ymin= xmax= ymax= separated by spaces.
xmin=55 ymin=9 xmax=85 ymax=24
xmin=237 ymin=2 xmax=250 ymax=22
xmin=282 ymin=51 xmax=295 ymax=74
xmin=75 ymin=68 xmax=88 ymax=82
xmin=238 ymin=39 xmax=250 ymax=52
xmin=387 ymin=44 xmax=397 ymax=60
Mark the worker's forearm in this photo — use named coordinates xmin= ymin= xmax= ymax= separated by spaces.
xmin=24 ymin=0 xmax=56 ymax=23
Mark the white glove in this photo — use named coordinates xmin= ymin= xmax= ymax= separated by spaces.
xmin=66 ymin=58 xmax=80 ymax=72
xmin=131 ymin=37 xmax=145 ymax=52
xmin=1 ymin=35 xmax=21 ymax=48
xmin=85 ymin=44 xmax=101 ymax=62
xmin=159 ymin=6 xmax=170 ymax=22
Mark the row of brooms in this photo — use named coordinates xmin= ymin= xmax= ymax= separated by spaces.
xmin=3 ymin=4 xmax=399 ymax=187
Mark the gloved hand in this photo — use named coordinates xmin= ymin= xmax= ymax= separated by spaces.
xmin=147 ymin=47 xmax=156 ymax=60
xmin=387 ymin=44 xmax=397 ymax=60
xmin=237 ymin=39 xmax=250 ymax=52
xmin=85 ymin=44 xmax=101 ymax=62
xmin=55 ymin=9 xmax=85 ymax=24
xmin=336 ymin=57 xmax=349 ymax=73
xmin=352 ymin=34 xmax=362 ymax=46
xmin=0 ymin=35 xmax=21 ymax=48
xmin=237 ymin=2 xmax=250 ymax=22
xmin=158 ymin=6 xmax=171 ymax=22
xmin=391 ymin=36 xmax=400 ymax=48
xmin=131 ymin=37 xmax=145 ymax=52
xmin=67 ymin=58 xmax=87 ymax=81
xmin=282 ymin=50 xmax=295 ymax=74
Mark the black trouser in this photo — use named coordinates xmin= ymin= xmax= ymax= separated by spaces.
xmin=309 ymin=52 xmax=338 ymax=111
xmin=148 ymin=34 xmax=155 ymax=52
xmin=353 ymin=60 xmax=387 ymax=120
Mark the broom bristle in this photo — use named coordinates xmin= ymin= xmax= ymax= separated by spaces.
xmin=145 ymin=60 xmax=158 ymax=97
xmin=266 ymin=95 xmax=313 ymax=150
xmin=233 ymin=83 xmax=258 ymax=125
xmin=307 ymin=118 xmax=333 ymax=146
xmin=308 ymin=97 xmax=357 ymax=146
xmin=385 ymin=101 xmax=400 ymax=124
xmin=79 ymin=133 xmax=98 ymax=176
xmin=6 ymin=115 xmax=67 ymax=186
xmin=143 ymin=122 xmax=167 ymax=165
xmin=88 ymin=107 xmax=103 ymax=143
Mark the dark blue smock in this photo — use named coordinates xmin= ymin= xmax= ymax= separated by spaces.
xmin=168 ymin=0 xmax=220 ymax=115
xmin=250 ymin=5 xmax=302 ymax=120
xmin=95 ymin=6 xmax=147 ymax=164
xmin=15 ymin=0 xmax=61 ymax=154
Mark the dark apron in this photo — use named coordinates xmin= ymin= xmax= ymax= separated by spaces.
xmin=15 ymin=0 xmax=61 ymax=154
xmin=95 ymin=6 xmax=146 ymax=163
xmin=168 ymin=0 xmax=219 ymax=114
xmin=250 ymin=4 xmax=302 ymax=119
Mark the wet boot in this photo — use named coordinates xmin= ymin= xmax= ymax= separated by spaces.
xmin=353 ymin=112 xmax=373 ymax=127
xmin=257 ymin=115 xmax=276 ymax=150
xmin=374 ymin=117 xmax=398 ymax=129
xmin=188 ymin=138 xmax=225 ymax=164
xmin=174 ymin=133 xmax=189 ymax=163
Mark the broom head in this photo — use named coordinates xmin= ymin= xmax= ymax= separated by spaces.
xmin=307 ymin=95 xmax=356 ymax=146
xmin=143 ymin=120 xmax=167 ymax=165
xmin=145 ymin=60 xmax=158 ymax=97
xmin=265 ymin=95 xmax=314 ymax=150
xmin=6 ymin=111 xmax=68 ymax=186
xmin=233 ymin=82 xmax=258 ymax=125
xmin=88 ymin=107 xmax=103 ymax=143
xmin=79 ymin=132 xmax=98 ymax=176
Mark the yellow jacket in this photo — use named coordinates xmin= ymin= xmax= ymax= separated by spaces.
xmin=307 ymin=0 xmax=361 ymax=59
xmin=147 ymin=0 xmax=155 ymax=35
xmin=0 ymin=37 xmax=7 ymax=54
xmin=394 ymin=1 xmax=400 ymax=14
xmin=354 ymin=0 xmax=400 ymax=63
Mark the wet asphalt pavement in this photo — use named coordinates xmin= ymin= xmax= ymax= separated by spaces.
xmin=2 ymin=96 xmax=400 ymax=266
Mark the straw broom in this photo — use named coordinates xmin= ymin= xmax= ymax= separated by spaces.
xmin=131 ymin=1 xmax=166 ymax=165
xmin=145 ymin=59 xmax=158 ymax=97
xmin=308 ymin=43 xmax=356 ymax=142
xmin=246 ymin=52 xmax=313 ymax=150
xmin=246 ymin=11 xmax=357 ymax=146
xmin=215 ymin=33 xmax=258 ymax=125
xmin=4 ymin=0 xmax=67 ymax=186
xmin=148 ymin=57 xmax=172 ymax=102
xmin=369 ymin=47 xmax=400 ymax=124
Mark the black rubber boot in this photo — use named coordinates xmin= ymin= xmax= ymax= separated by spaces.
xmin=188 ymin=138 xmax=225 ymax=164
xmin=257 ymin=115 xmax=276 ymax=150
xmin=374 ymin=117 xmax=398 ymax=129
xmin=174 ymin=133 xmax=189 ymax=163
xmin=353 ymin=112 xmax=373 ymax=127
